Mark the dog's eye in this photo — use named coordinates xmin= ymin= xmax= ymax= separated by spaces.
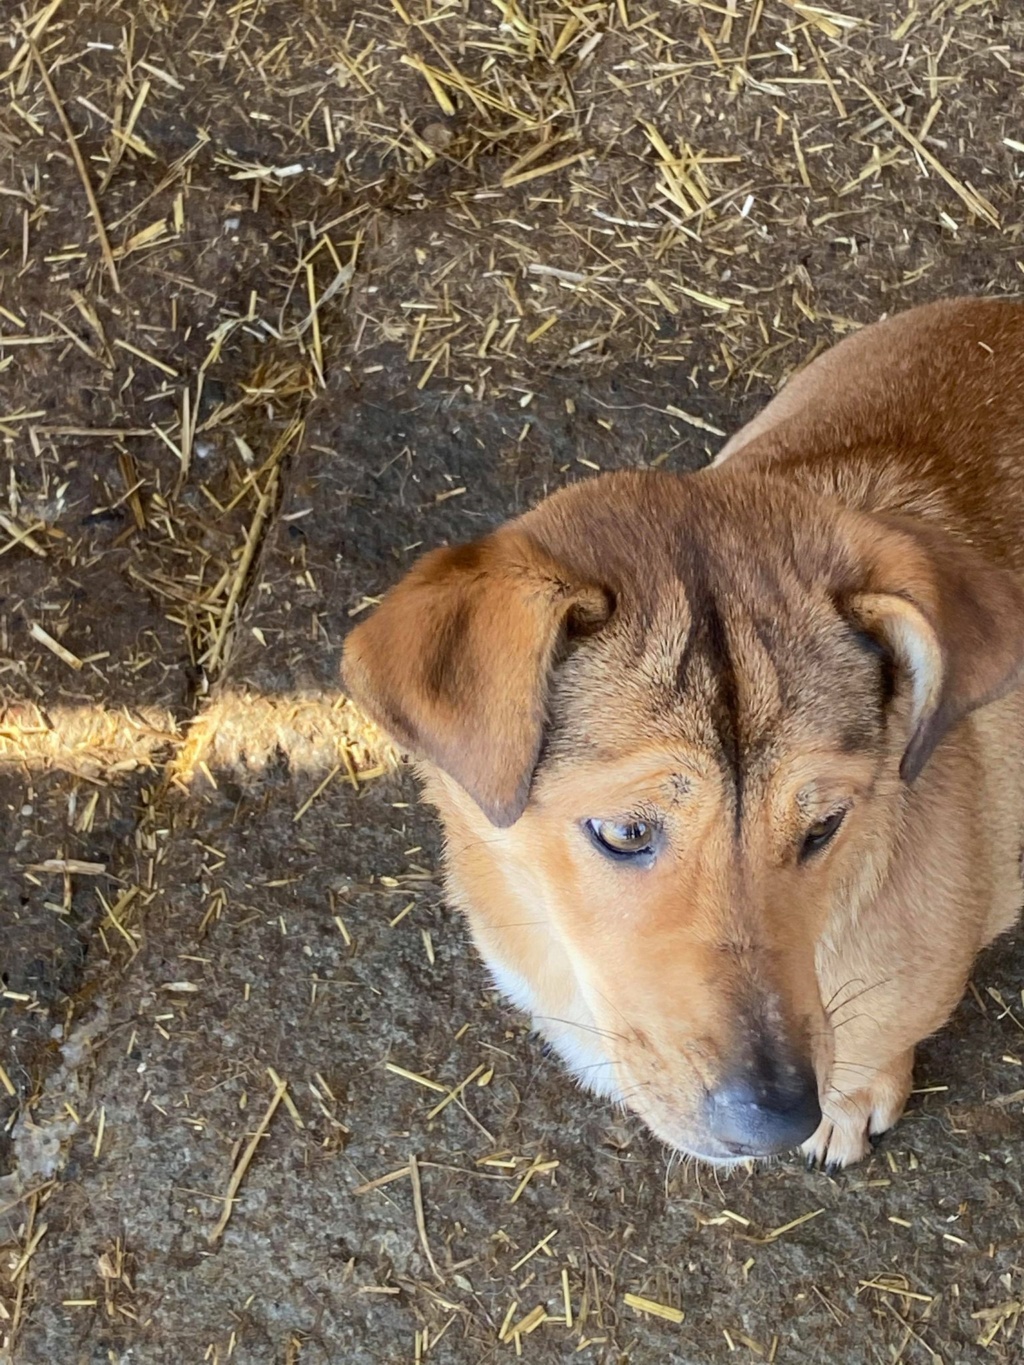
xmin=586 ymin=818 xmax=655 ymax=859
xmin=801 ymin=809 xmax=847 ymax=860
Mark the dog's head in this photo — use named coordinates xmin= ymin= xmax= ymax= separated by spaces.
xmin=343 ymin=469 xmax=1024 ymax=1161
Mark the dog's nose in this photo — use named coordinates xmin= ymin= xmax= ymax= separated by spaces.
xmin=707 ymin=1066 xmax=822 ymax=1155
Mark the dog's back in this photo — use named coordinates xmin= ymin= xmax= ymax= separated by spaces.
xmin=718 ymin=297 xmax=1024 ymax=569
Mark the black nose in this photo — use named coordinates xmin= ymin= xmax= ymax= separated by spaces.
xmin=707 ymin=1065 xmax=822 ymax=1156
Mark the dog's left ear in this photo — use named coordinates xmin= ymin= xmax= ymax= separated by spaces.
xmin=846 ymin=514 xmax=1024 ymax=782
xmin=342 ymin=528 xmax=612 ymax=826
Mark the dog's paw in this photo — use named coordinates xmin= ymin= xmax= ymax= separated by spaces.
xmin=800 ymin=1108 xmax=874 ymax=1170
xmin=801 ymin=1053 xmax=914 ymax=1171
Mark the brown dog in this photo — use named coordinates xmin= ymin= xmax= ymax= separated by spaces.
xmin=343 ymin=297 xmax=1024 ymax=1168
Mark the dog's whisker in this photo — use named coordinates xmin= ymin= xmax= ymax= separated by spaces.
xmin=820 ymin=1087 xmax=862 ymax=1121
xmin=533 ymin=1014 xmax=630 ymax=1045
xmin=613 ymin=1081 xmax=652 ymax=1107
xmin=663 ymin=1152 xmax=676 ymax=1198
xmin=825 ymin=976 xmax=894 ymax=1023
xmin=822 ymin=977 xmax=869 ymax=1016
xmin=711 ymin=1164 xmax=731 ymax=1196
xmin=663 ymin=1148 xmax=685 ymax=1196
xmin=614 ymin=1080 xmax=651 ymax=1099
xmin=829 ymin=1061 xmax=880 ymax=1078
xmin=486 ymin=919 xmax=551 ymax=931
xmin=442 ymin=828 xmax=511 ymax=852
xmin=587 ymin=983 xmax=641 ymax=1041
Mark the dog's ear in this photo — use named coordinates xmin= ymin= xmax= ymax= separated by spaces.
xmin=342 ymin=529 xmax=612 ymax=826
xmin=846 ymin=515 xmax=1024 ymax=782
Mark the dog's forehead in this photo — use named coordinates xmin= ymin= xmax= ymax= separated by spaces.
xmin=536 ymin=471 xmax=884 ymax=769
xmin=556 ymin=574 xmax=878 ymax=760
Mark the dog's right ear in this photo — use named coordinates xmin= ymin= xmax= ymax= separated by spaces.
xmin=341 ymin=529 xmax=612 ymax=828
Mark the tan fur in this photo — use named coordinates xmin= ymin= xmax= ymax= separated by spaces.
xmin=343 ymin=297 xmax=1024 ymax=1168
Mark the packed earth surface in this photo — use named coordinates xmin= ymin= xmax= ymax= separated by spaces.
xmin=2 ymin=1 xmax=1024 ymax=1362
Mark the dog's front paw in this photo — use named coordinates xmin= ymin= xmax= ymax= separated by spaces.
xmin=801 ymin=1050 xmax=915 ymax=1171
xmin=800 ymin=1107 xmax=873 ymax=1170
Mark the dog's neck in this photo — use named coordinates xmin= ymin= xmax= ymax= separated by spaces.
xmin=732 ymin=437 xmax=1024 ymax=573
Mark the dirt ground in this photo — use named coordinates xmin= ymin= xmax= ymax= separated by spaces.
xmin=2 ymin=0 xmax=1024 ymax=1361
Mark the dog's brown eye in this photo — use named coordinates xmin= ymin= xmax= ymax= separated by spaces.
xmin=801 ymin=809 xmax=847 ymax=860
xmin=586 ymin=818 xmax=655 ymax=860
